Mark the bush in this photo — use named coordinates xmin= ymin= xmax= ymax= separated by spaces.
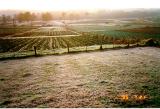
xmin=144 ymin=38 xmax=160 ymax=47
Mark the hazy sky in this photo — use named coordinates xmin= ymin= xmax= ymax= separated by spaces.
xmin=0 ymin=0 xmax=160 ymax=11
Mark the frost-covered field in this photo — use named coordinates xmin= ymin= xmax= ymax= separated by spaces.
xmin=0 ymin=47 xmax=160 ymax=107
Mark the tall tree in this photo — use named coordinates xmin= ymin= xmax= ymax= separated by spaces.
xmin=1 ymin=14 xmax=7 ymax=25
xmin=42 ymin=12 xmax=52 ymax=22
xmin=16 ymin=12 xmax=25 ymax=23
xmin=61 ymin=12 xmax=66 ymax=20
xmin=16 ymin=12 xmax=36 ymax=26
xmin=23 ymin=12 xmax=32 ymax=22
xmin=12 ymin=14 xmax=17 ymax=26
xmin=30 ymin=13 xmax=36 ymax=26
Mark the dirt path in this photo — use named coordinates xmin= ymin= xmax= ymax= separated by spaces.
xmin=0 ymin=47 xmax=160 ymax=107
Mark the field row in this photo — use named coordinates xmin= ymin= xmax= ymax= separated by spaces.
xmin=9 ymin=31 xmax=77 ymax=37
xmin=119 ymin=27 xmax=160 ymax=34
xmin=0 ymin=35 xmax=141 ymax=52
xmin=0 ymin=27 xmax=79 ymax=38
xmin=0 ymin=27 xmax=37 ymax=37
xmin=81 ymin=30 xmax=160 ymax=40
xmin=70 ymin=24 xmax=160 ymax=40
xmin=36 ymin=27 xmax=68 ymax=32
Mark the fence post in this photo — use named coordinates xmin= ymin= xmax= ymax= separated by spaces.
xmin=113 ymin=38 xmax=115 ymax=48
xmin=100 ymin=35 xmax=104 ymax=50
xmin=86 ymin=45 xmax=88 ymax=52
xmin=67 ymin=44 xmax=70 ymax=53
xmin=34 ymin=46 xmax=37 ymax=56
xmin=127 ymin=43 xmax=130 ymax=48
xmin=127 ymin=39 xmax=130 ymax=48
xmin=100 ymin=45 xmax=103 ymax=50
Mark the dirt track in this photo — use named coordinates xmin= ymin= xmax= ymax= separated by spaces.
xmin=0 ymin=47 xmax=160 ymax=107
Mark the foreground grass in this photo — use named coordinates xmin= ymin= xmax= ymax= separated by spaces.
xmin=0 ymin=47 xmax=160 ymax=107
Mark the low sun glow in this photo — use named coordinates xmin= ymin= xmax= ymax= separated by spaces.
xmin=0 ymin=0 xmax=159 ymax=11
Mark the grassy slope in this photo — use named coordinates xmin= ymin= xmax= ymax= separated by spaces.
xmin=0 ymin=47 xmax=160 ymax=108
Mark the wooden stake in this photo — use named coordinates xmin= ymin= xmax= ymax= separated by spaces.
xmin=67 ymin=44 xmax=69 ymax=53
xmin=34 ymin=46 xmax=37 ymax=56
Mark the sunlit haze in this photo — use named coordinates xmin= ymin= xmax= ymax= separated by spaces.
xmin=0 ymin=0 xmax=160 ymax=11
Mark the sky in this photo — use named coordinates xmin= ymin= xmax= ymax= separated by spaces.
xmin=0 ymin=0 xmax=160 ymax=11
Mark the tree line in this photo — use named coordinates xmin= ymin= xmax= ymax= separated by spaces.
xmin=0 ymin=12 xmax=53 ymax=26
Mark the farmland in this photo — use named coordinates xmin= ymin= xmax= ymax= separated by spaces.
xmin=0 ymin=18 xmax=160 ymax=57
xmin=0 ymin=26 xmax=38 ymax=37
xmin=0 ymin=26 xmax=80 ymax=52
xmin=0 ymin=12 xmax=160 ymax=108
xmin=68 ymin=19 xmax=160 ymax=39
xmin=118 ymin=27 xmax=160 ymax=34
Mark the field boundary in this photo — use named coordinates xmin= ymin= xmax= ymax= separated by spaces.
xmin=0 ymin=45 xmax=152 ymax=61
